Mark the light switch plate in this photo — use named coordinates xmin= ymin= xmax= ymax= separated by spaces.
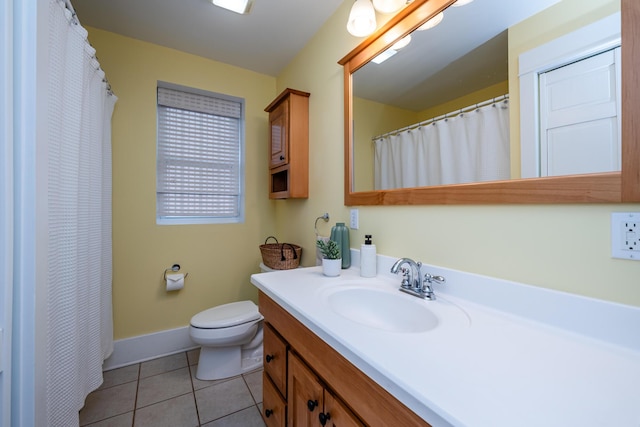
xmin=611 ymin=212 xmax=640 ymax=260
xmin=350 ymin=208 xmax=359 ymax=230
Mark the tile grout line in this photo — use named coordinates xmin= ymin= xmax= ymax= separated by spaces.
xmin=131 ymin=361 xmax=141 ymax=427
xmin=186 ymin=351 xmax=204 ymax=426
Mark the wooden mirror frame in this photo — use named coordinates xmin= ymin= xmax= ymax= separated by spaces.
xmin=339 ymin=0 xmax=640 ymax=205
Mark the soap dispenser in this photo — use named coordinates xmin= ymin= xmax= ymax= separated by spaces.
xmin=360 ymin=234 xmax=376 ymax=278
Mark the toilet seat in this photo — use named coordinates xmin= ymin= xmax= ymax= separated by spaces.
xmin=190 ymin=300 xmax=261 ymax=329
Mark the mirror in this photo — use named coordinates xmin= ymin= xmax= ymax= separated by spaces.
xmin=339 ymin=0 xmax=640 ymax=204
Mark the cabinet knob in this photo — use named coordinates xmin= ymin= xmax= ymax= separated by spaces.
xmin=265 ymin=409 xmax=273 ymax=418
xmin=265 ymin=354 xmax=274 ymax=363
xmin=307 ymin=399 xmax=319 ymax=412
xmin=319 ymin=412 xmax=331 ymax=426
xmin=280 ymin=155 xmax=285 ymax=160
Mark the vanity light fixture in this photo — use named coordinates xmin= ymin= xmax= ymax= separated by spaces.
xmin=372 ymin=0 xmax=406 ymax=14
xmin=451 ymin=0 xmax=474 ymax=6
xmin=372 ymin=34 xmax=410 ymax=64
xmin=416 ymin=11 xmax=444 ymax=30
xmin=347 ymin=0 xmax=377 ymax=37
xmin=392 ymin=34 xmax=412 ymax=49
xmin=211 ymin=0 xmax=252 ymax=14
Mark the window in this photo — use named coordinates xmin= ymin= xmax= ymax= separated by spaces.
xmin=156 ymin=83 xmax=245 ymax=224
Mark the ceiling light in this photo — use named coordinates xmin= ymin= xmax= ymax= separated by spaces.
xmin=212 ymin=0 xmax=252 ymax=14
xmin=347 ymin=0 xmax=377 ymax=37
xmin=372 ymin=49 xmax=397 ymax=64
xmin=372 ymin=0 xmax=406 ymax=14
xmin=392 ymin=34 xmax=411 ymax=50
xmin=451 ymin=0 xmax=474 ymax=6
xmin=417 ymin=11 xmax=444 ymax=30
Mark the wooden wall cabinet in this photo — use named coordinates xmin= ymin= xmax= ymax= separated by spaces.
xmin=265 ymin=88 xmax=310 ymax=199
xmin=259 ymin=292 xmax=432 ymax=427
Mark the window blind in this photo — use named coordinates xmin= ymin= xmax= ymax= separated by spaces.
xmin=157 ymin=86 xmax=244 ymax=223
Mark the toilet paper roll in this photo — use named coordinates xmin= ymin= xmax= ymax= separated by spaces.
xmin=166 ymin=273 xmax=184 ymax=291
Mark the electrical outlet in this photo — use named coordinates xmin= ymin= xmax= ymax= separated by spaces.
xmin=611 ymin=212 xmax=640 ymax=260
xmin=350 ymin=208 xmax=359 ymax=230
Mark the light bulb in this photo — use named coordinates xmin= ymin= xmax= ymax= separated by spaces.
xmin=417 ymin=12 xmax=444 ymax=31
xmin=211 ymin=0 xmax=252 ymax=14
xmin=347 ymin=0 xmax=377 ymax=37
xmin=372 ymin=0 xmax=406 ymax=14
xmin=451 ymin=0 xmax=474 ymax=7
xmin=392 ymin=34 xmax=411 ymax=50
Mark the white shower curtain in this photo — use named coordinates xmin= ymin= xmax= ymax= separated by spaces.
xmin=374 ymin=99 xmax=510 ymax=189
xmin=46 ymin=0 xmax=116 ymax=425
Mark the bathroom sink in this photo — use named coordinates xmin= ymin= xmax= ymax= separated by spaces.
xmin=325 ymin=287 xmax=439 ymax=333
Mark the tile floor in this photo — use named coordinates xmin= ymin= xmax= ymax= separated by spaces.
xmin=79 ymin=349 xmax=266 ymax=427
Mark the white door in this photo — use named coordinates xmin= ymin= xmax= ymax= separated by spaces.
xmin=1 ymin=0 xmax=13 ymax=424
xmin=2 ymin=1 xmax=44 ymax=426
xmin=539 ymin=47 xmax=621 ymax=176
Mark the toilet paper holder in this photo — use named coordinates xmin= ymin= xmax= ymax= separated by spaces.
xmin=164 ymin=264 xmax=188 ymax=280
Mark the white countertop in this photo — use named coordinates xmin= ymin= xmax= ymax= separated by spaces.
xmin=251 ymin=254 xmax=640 ymax=427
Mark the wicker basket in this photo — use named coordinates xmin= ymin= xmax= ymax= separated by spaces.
xmin=260 ymin=236 xmax=302 ymax=270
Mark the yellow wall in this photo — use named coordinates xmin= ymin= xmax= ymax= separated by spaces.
xmin=86 ymin=28 xmax=277 ymax=340
xmin=508 ymin=0 xmax=621 ymax=178
xmin=273 ymin=0 xmax=640 ymax=307
xmin=416 ymin=81 xmax=509 ymax=121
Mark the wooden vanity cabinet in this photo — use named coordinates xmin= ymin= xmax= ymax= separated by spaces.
xmin=263 ymin=371 xmax=287 ymax=427
xmin=289 ymin=351 xmax=364 ymax=427
xmin=259 ymin=291 xmax=432 ymax=427
xmin=264 ymin=88 xmax=310 ymax=199
xmin=322 ymin=391 xmax=365 ymax=427
xmin=263 ymin=323 xmax=289 ymax=427
xmin=264 ymin=323 xmax=288 ymax=394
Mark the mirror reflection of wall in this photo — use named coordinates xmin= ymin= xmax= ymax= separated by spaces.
xmin=351 ymin=0 xmax=621 ymax=192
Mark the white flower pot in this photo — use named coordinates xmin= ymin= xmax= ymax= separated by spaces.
xmin=322 ymin=258 xmax=342 ymax=277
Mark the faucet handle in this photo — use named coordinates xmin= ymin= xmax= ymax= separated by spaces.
xmin=424 ymin=273 xmax=445 ymax=284
xmin=399 ymin=267 xmax=411 ymax=288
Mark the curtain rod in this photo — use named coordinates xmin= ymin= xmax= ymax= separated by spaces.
xmin=62 ymin=0 xmax=79 ymax=24
xmin=372 ymin=94 xmax=509 ymax=141
xmin=59 ymin=0 xmax=114 ymax=96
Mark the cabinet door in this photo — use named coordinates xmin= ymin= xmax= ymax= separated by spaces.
xmin=320 ymin=392 xmax=365 ymax=427
xmin=263 ymin=372 xmax=287 ymax=427
xmin=288 ymin=352 xmax=323 ymax=427
xmin=264 ymin=323 xmax=288 ymax=396
xmin=269 ymin=99 xmax=288 ymax=169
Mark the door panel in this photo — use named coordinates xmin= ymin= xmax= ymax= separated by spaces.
xmin=539 ymin=48 xmax=621 ymax=176
xmin=288 ymin=353 xmax=323 ymax=427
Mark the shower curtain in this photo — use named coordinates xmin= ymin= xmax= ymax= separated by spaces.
xmin=46 ymin=0 xmax=116 ymax=425
xmin=374 ymin=99 xmax=510 ymax=189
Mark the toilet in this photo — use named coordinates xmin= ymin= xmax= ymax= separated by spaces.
xmin=189 ymin=263 xmax=274 ymax=380
xmin=189 ymin=300 xmax=264 ymax=380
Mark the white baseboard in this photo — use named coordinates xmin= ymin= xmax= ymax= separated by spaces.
xmin=103 ymin=326 xmax=198 ymax=371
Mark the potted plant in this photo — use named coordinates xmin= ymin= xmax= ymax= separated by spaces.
xmin=316 ymin=239 xmax=341 ymax=277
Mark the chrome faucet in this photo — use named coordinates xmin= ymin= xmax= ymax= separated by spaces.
xmin=390 ymin=258 xmax=446 ymax=300
xmin=390 ymin=258 xmax=422 ymax=290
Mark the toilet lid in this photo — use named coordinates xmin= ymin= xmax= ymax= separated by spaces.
xmin=190 ymin=300 xmax=262 ymax=329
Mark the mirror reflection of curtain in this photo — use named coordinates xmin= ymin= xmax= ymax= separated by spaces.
xmin=374 ymin=99 xmax=510 ymax=189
